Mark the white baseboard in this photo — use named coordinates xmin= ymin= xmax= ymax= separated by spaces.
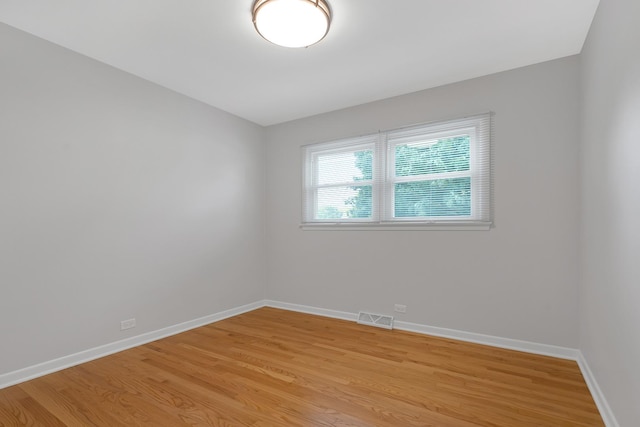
xmin=576 ymin=352 xmax=620 ymax=427
xmin=264 ymin=300 xmax=579 ymax=359
xmin=394 ymin=320 xmax=580 ymax=360
xmin=0 ymin=300 xmax=264 ymax=390
xmin=0 ymin=298 xmax=618 ymax=427
xmin=263 ymin=300 xmax=616 ymax=427
xmin=264 ymin=299 xmax=355 ymax=322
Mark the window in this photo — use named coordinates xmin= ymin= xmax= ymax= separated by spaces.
xmin=302 ymin=114 xmax=492 ymax=229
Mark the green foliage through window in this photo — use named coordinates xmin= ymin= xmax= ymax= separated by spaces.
xmin=395 ymin=178 xmax=471 ymax=217
xmin=303 ymin=113 xmax=491 ymax=226
xmin=346 ymin=151 xmax=373 ymax=218
xmin=348 ymin=136 xmax=472 ymax=218
xmin=395 ymin=136 xmax=469 ymax=177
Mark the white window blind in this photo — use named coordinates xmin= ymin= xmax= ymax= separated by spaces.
xmin=303 ymin=135 xmax=380 ymax=222
xmin=302 ymin=114 xmax=492 ymax=229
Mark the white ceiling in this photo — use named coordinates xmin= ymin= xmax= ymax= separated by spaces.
xmin=0 ymin=0 xmax=599 ymax=126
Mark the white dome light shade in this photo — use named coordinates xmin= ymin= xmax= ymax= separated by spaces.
xmin=253 ymin=0 xmax=331 ymax=48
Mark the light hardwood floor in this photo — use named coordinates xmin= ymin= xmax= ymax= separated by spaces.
xmin=0 ymin=307 xmax=604 ymax=426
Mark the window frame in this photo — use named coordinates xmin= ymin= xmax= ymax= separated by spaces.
xmin=302 ymin=114 xmax=492 ymax=230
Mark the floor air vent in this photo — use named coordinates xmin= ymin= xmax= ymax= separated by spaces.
xmin=357 ymin=312 xmax=394 ymax=330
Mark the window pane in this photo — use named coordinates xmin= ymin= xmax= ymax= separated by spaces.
xmin=395 ymin=178 xmax=471 ymax=217
xmin=317 ymin=185 xmax=372 ymax=219
xmin=317 ymin=150 xmax=373 ymax=185
xmin=395 ymin=136 xmax=470 ymax=177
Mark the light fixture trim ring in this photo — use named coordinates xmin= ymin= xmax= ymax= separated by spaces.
xmin=252 ymin=0 xmax=332 ymax=48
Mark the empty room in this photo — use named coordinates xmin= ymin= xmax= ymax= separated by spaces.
xmin=0 ymin=0 xmax=638 ymax=426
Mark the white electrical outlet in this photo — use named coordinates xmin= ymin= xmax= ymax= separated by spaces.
xmin=394 ymin=304 xmax=407 ymax=313
xmin=120 ymin=318 xmax=136 ymax=330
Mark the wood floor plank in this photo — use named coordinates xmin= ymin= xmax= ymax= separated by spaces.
xmin=0 ymin=386 xmax=65 ymax=427
xmin=0 ymin=307 xmax=604 ymax=426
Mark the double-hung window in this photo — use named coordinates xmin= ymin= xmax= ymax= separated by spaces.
xmin=302 ymin=114 xmax=492 ymax=229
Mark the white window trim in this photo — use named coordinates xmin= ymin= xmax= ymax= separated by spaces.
xmin=299 ymin=222 xmax=492 ymax=231
xmin=301 ymin=113 xmax=492 ymax=230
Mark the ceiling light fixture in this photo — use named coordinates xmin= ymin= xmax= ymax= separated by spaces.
xmin=252 ymin=0 xmax=331 ymax=48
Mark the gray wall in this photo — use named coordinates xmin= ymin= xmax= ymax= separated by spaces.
xmin=580 ymin=0 xmax=640 ymax=425
xmin=0 ymin=23 xmax=266 ymax=374
xmin=7 ymin=8 xmax=637 ymax=423
xmin=265 ymin=57 xmax=581 ymax=347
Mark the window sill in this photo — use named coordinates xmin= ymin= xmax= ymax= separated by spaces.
xmin=300 ymin=222 xmax=492 ymax=231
